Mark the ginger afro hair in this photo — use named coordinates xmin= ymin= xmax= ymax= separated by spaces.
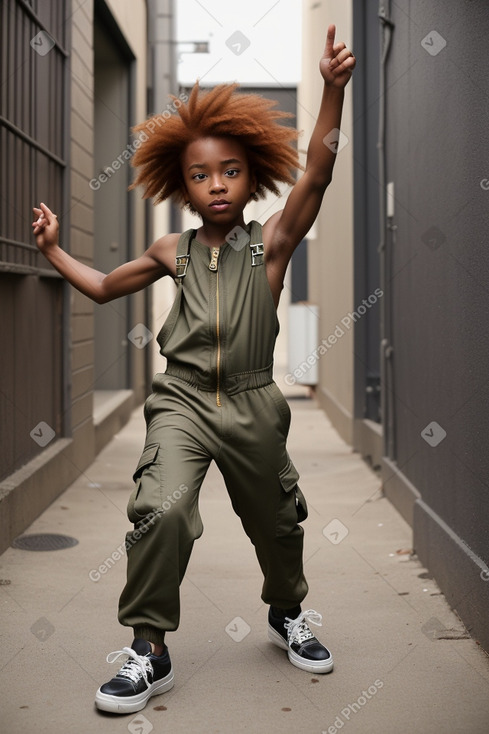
xmin=129 ymin=82 xmax=301 ymax=206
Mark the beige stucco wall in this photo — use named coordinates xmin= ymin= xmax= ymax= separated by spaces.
xmin=299 ymin=0 xmax=354 ymax=442
xmin=104 ymin=0 xmax=148 ymax=256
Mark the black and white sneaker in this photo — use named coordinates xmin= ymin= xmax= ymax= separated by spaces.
xmin=268 ymin=608 xmax=334 ymax=674
xmin=95 ymin=638 xmax=174 ymax=714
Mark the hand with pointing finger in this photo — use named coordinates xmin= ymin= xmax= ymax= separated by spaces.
xmin=320 ymin=24 xmax=356 ymax=88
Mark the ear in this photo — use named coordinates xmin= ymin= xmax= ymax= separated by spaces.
xmin=250 ymin=171 xmax=257 ymax=195
xmin=180 ymin=183 xmax=190 ymax=203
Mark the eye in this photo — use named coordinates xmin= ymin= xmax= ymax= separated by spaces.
xmin=192 ymin=173 xmax=207 ymax=181
xmin=225 ymin=168 xmax=239 ymax=177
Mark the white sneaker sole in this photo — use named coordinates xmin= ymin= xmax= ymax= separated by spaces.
xmin=95 ymin=668 xmax=174 ymax=714
xmin=268 ymin=625 xmax=334 ymax=674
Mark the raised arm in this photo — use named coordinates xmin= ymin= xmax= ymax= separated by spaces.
xmin=264 ymin=24 xmax=355 ymax=264
xmin=32 ymin=202 xmax=174 ymax=303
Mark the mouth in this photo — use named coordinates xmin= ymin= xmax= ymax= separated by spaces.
xmin=209 ymin=200 xmax=230 ymax=211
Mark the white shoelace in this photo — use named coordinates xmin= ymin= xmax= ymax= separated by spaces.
xmin=106 ymin=647 xmax=153 ymax=686
xmin=284 ymin=609 xmax=323 ymax=646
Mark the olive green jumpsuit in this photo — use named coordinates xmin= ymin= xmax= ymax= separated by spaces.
xmin=118 ymin=221 xmax=308 ymax=645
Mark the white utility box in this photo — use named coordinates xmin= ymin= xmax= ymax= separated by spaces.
xmin=287 ymin=303 xmax=319 ymax=385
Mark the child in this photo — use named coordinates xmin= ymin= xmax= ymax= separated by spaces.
xmin=32 ymin=24 xmax=355 ymax=715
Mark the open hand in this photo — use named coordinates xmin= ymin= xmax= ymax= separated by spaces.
xmin=319 ymin=24 xmax=356 ymax=87
xmin=32 ymin=202 xmax=59 ymax=251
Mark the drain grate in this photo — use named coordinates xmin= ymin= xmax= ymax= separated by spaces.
xmin=11 ymin=533 xmax=79 ymax=551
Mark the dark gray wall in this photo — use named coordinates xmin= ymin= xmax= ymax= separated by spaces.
xmin=352 ymin=0 xmax=382 ymax=426
xmin=380 ymin=0 xmax=489 ymax=648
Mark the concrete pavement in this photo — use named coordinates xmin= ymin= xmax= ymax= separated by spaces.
xmin=1 ymin=375 xmax=489 ymax=734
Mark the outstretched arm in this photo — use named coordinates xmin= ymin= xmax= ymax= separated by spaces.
xmin=264 ymin=24 xmax=355 ymax=264
xmin=32 ymin=202 xmax=173 ymax=303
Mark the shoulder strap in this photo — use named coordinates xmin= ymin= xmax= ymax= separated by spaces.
xmin=249 ymin=220 xmax=263 ymax=244
xmin=175 ymin=228 xmax=194 ymax=281
xmin=248 ymin=220 xmax=264 ymax=266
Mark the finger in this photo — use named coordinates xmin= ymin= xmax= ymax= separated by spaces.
xmin=39 ymin=202 xmax=55 ymax=222
xmin=333 ymin=42 xmax=346 ymax=55
xmin=324 ymin=24 xmax=336 ymax=60
xmin=329 ymin=52 xmax=355 ymax=74
xmin=332 ymin=55 xmax=356 ymax=75
xmin=330 ymin=47 xmax=353 ymax=67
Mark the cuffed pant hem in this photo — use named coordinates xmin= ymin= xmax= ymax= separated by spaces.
xmin=133 ymin=625 xmax=167 ymax=646
xmin=261 ymin=580 xmax=309 ymax=610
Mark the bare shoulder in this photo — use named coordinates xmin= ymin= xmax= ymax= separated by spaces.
xmin=147 ymin=232 xmax=180 ymax=275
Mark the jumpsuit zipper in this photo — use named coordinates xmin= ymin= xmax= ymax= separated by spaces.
xmin=216 ymin=269 xmax=221 ymax=407
xmin=209 ymin=247 xmax=222 ymax=407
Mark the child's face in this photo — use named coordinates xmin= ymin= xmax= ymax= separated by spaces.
xmin=181 ymin=136 xmax=256 ymax=223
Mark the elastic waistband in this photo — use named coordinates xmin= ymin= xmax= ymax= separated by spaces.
xmin=165 ymin=362 xmax=274 ymax=396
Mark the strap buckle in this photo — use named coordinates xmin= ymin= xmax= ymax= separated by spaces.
xmin=175 ymin=253 xmax=191 ymax=279
xmin=250 ymin=242 xmax=264 ymax=266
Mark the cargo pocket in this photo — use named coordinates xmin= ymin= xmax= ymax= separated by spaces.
xmin=276 ymin=454 xmax=308 ymax=536
xmin=127 ymin=443 xmax=162 ymax=524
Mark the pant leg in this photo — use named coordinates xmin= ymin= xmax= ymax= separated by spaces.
xmin=118 ymin=375 xmax=213 ymax=643
xmin=215 ymin=381 xmax=309 ymax=609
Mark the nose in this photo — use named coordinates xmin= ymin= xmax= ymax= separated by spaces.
xmin=209 ymin=175 xmax=227 ymax=193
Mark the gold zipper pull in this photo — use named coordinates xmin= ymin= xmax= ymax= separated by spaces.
xmin=209 ymin=247 xmax=219 ymax=271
